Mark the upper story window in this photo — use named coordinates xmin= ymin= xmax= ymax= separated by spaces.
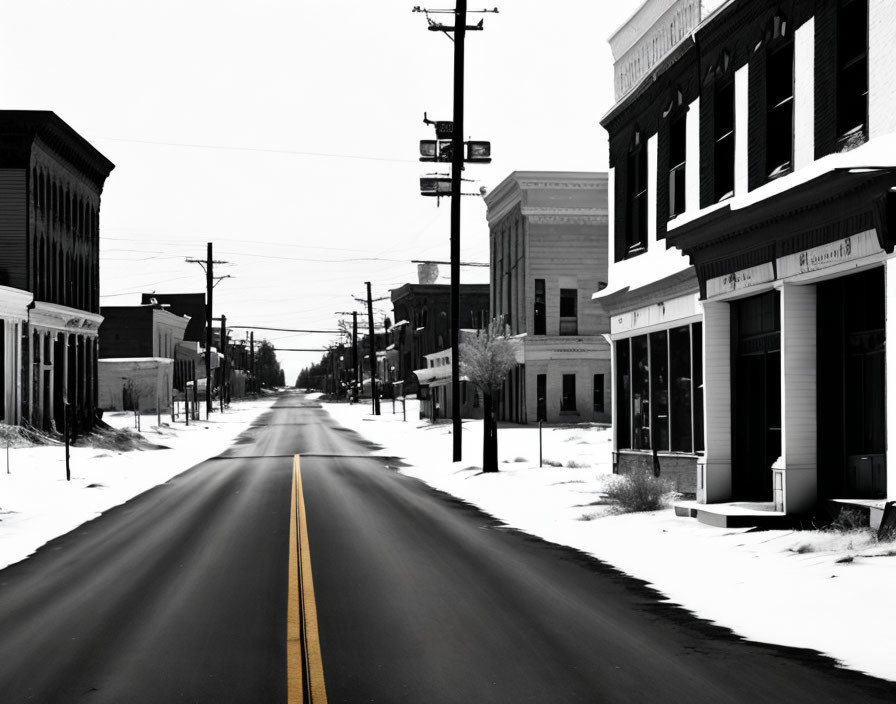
xmin=766 ymin=40 xmax=794 ymax=178
xmin=559 ymin=288 xmax=578 ymax=336
xmin=714 ymin=77 xmax=735 ymax=202
xmin=625 ymin=130 xmax=648 ymax=257
xmin=668 ymin=112 xmax=687 ymax=218
xmin=534 ymin=279 xmax=546 ymax=335
xmin=837 ymin=0 xmax=868 ymax=149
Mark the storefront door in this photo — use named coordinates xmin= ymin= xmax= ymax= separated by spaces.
xmin=732 ymin=291 xmax=781 ymax=501
xmin=818 ymin=268 xmax=886 ymax=498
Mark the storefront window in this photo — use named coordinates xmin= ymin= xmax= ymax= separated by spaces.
xmin=650 ymin=331 xmax=669 ymax=451
xmin=616 ymin=339 xmax=631 ymax=449
xmin=616 ymin=323 xmax=703 ymax=453
xmin=631 ymin=335 xmax=650 ymax=450
xmin=669 ymin=325 xmax=692 ymax=452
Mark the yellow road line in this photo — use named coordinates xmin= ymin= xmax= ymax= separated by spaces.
xmin=289 ymin=455 xmax=328 ymax=704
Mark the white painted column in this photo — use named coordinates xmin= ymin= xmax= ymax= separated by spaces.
xmin=63 ymin=332 xmax=70 ymax=405
xmin=36 ymin=330 xmax=45 ymax=428
xmin=734 ymin=64 xmax=750 ymax=197
xmin=793 ymin=17 xmax=815 ymax=171
xmin=685 ymin=97 xmax=700 ymax=214
xmin=48 ymin=332 xmax=55 ymax=427
xmin=699 ymin=300 xmax=732 ymax=502
xmin=26 ymin=327 xmax=34 ymax=425
xmin=778 ymin=283 xmax=818 ymax=513
xmin=885 ymin=259 xmax=896 ymax=501
xmin=14 ymin=321 xmax=22 ymax=424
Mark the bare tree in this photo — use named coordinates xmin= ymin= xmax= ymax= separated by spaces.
xmin=459 ymin=318 xmax=518 ymax=472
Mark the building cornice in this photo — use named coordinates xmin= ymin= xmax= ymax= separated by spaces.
xmin=485 ymin=171 xmax=608 ymax=228
xmin=30 ymin=301 xmax=103 ymax=334
xmin=0 ymin=285 xmax=34 ymax=319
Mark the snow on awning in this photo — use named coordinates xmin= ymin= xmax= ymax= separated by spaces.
xmin=413 ymin=367 xmax=469 ymax=388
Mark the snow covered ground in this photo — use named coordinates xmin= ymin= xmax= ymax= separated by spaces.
xmin=323 ymin=396 xmax=896 ymax=684
xmin=1 ymin=391 xmax=894 ymax=683
xmin=0 ymin=395 xmax=278 ymax=572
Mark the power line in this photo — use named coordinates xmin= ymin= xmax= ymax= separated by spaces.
xmin=90 ymin=135 xmax=419 ymax=165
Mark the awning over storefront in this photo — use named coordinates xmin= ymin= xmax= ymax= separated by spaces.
xmin=413 ymin=367 xmax=454 ymax=388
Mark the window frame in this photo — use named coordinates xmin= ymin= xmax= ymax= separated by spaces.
xmin=561 ymin=374 xmax=577 ymax=412
xmin=534 ymin=278 xmax=546 ymax=335
xmin=836 ymin=0 xmax=868 ymax=148
xmin=625 ymin=131 xmax=648 ymax=257
xmin=766 ymin=40 xmax=794 ymax=179
xmin=668 ymin=112 xmax=687 ymax=218
xmin=713 ymin=78 xmax=736 ymax=202
xmin=559 ymin=288 xmax=578 ymax=336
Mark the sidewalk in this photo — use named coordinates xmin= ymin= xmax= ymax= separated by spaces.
xmin=322 ymin=395 xmax=896 ymax=683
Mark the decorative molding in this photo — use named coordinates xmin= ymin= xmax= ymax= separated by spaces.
xmin=30 ymin=301 xmax=102 ymax=335
xmin=527 ymin=213 xmax=608 ymax=226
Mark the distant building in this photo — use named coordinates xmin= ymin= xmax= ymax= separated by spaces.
xmin=140 ymin=293 xmax=206 ymax=343
xmin=97 ymin=302 xmax=190 ymax=413
xmin=0 ymin=111 xmax=114 ymax=429
xmin=484 ymin=171 xmax=610 ymax=424
xmin=390 ymin=282 xmax=490 ymax=395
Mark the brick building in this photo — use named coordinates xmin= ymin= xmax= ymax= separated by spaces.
xmin=599 ymin=0 xmax=896 ymax=522
xmin=0 ymin=111 xmax=114 ymax=430
xmin=390 ymin=282 xmax=489 ymax=395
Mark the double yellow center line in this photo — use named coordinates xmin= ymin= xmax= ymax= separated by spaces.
xmin=288 ymin=455 xmax=328 ymax=703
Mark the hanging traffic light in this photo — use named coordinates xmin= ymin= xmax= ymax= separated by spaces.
xmin=419 ymin=140 xmax=454 ymax=162
xmin=465 ymin=141 xmax=491 ymax=163
xmin=420 ymin=175 xmax=452 ymax=197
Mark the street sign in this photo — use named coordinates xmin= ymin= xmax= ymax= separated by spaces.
xmin=435 ymin=121 xmax=453 ymax=139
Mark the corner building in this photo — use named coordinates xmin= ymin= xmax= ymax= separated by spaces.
xmin=599 ymin=0 xmax=896 ymax=514
xmin=0 ymin=111 xmax=114 ymax=430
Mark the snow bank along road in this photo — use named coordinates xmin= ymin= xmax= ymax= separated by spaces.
xmin=1 ymin=391 xmax=895 ymax=702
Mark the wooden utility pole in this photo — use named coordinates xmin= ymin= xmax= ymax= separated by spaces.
xmin=250 ymin=331 xmax=255 ymax=393
xmin=449 ymin=0 xmax=467 ymax=462
xmin=365 ymin=282 xmax=380 ymax=415
xmin=352 ymin=311 xmax=359 ymax=402
xmin=220 ymin=314 xmax=227 ymax=411
xmin=205 ymin=243 xmax=213 ymax=418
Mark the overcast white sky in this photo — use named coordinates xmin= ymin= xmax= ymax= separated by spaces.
xmin=1 ymin=0 xmax=642 ymax=382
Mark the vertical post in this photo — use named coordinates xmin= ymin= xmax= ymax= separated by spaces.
xmin=191 ymin=360 xmax=198 ymax=422
xmin=450 ymin=0 xmax=467 ymax=462
xmin=366 ymin=282 xmax=380 ymax=415
xmin=220 ymin=314 xmax=227 ymax=412
xmin=63 ymin=402 xmax=70 ymax=481
xmin=539 ymin=420 xmax=543 ymax=468
xmin=352 ymin=311 xmax=359 ymax=402
xmin=205 ymin=242 xmax=213 ymax=419
xmin=250 ymin=331 xmax=255 ymax=394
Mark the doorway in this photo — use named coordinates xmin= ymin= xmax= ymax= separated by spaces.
xmin=732 ymin=291 xmax=781 ymax=500
xmin=818 ymin=267 xmax=886 ymax=498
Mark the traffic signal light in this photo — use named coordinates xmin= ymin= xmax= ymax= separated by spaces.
xmin=420 ymin=175 xmax=452 ymax=197
xmin=465 ymin=141 xmax=491 ymax=163
xmin=419 ymin=140 xmax=453 ymax=162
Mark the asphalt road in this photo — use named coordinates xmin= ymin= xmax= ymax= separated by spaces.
xmin=1 ymin=391 xmax=895 ymax=703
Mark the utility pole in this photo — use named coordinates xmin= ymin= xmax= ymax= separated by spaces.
xmin=250 ymin=331 xmax=255 ymax=394
xmin=186 ymin=243 xmax=229 ymax=419
xmin=365 ymin=282 xmax=380 ymax=415
xmin=220 ymin=314 xmax=227 ymax=411
xmin=415 ymin=3 xmax=495 ymax=462
xmin=449 ymin=0 xmax=467 ymax=462
xmin=352 ymin=311 xmax=359 ymax=402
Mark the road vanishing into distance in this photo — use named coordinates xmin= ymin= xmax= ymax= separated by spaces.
xmin=0 ymin=391 xmax=895 ymax=703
